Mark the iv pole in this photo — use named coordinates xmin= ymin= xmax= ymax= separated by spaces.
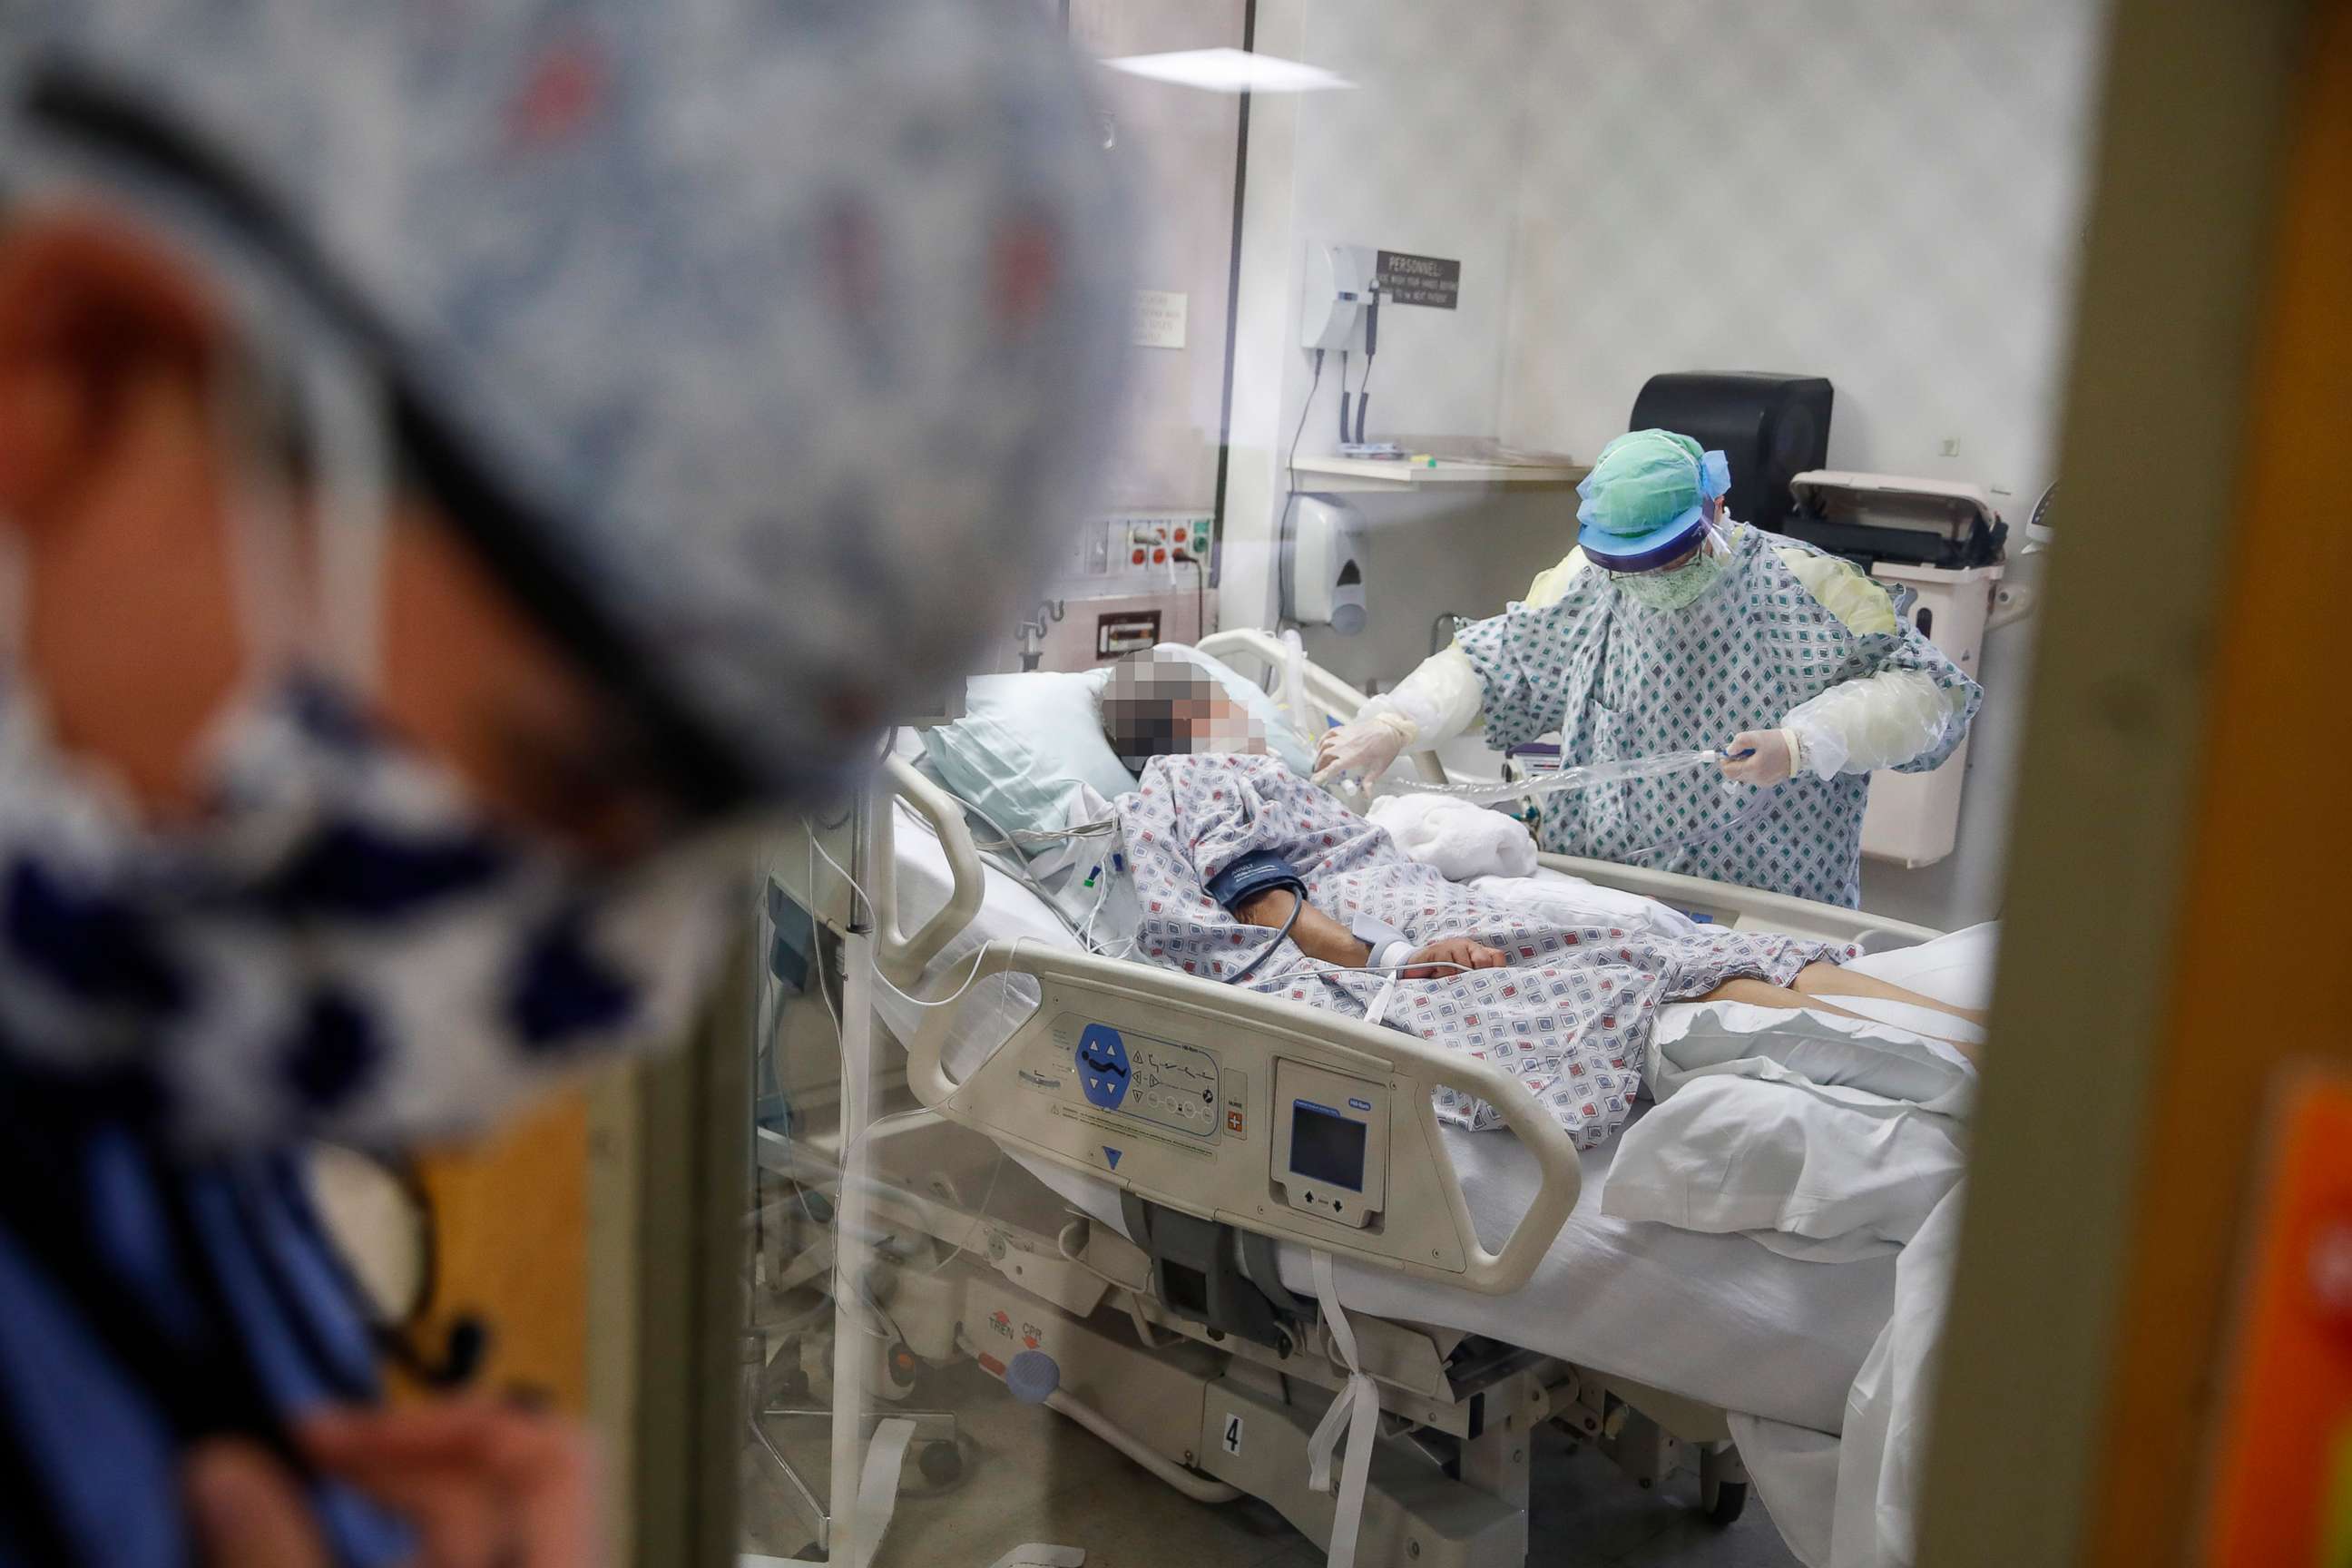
xmin=826 ymin=797 xmax=882 ymax=1564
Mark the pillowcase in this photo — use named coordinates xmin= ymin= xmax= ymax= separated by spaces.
xmin=1151 ymin=643 xmax=1318 ymax=778
xmin=1840 ymin=921 xmax=1999 ymax=1014
xmin=919 ymin=669 xmax=1133 ymax=837
xmin=918 ymin=642 xmax=1328 ymax=839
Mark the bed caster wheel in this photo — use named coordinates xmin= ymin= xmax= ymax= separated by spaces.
xmin=1701 ymin=1479 xmax=1749 ymax=1527
xmin=1699 ymin=1444 xmax=1749 ymax=1527
xmin=919 ymin=1439 xmax=965 ymax=1486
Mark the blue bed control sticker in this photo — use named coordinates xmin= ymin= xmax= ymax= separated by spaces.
xmin=1077 ymin=1024 xmax=1132 ymax=1111
xmin=1348 ymin=1098 xmax=1372 ymax=1112
xmin=1103 ymin=1147 xmax=1122 ymax=1170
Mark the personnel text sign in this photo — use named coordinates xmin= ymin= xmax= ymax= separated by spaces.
xmin=1376 ymin=250 xmax=1460 ymax=309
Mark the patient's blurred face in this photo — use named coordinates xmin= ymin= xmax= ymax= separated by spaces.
xmin=1191 ymin=691 xmax=1268 ymax=755
xmin=1102 ymin=658 xmax=1269 ymax=768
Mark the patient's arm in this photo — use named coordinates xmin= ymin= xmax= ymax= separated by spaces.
xmin=1232 ymin=888 xmax=1371 ymax=967
xmin=1230 ymin=892 xmax=1508 ymax=979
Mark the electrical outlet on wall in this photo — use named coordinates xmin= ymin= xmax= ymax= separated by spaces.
xmin=1054 ymin=514 xmax=1214 ymax=583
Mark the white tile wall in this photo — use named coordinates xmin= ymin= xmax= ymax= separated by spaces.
xmin=1497 ymin=0 xmax=2108 ymax=498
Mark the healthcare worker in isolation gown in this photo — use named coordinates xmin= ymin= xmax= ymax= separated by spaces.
xmin=1316 ymin=430 xmax=1982 ymax=907
xmin=0 ymin=1 xmax=1121 ymax=1562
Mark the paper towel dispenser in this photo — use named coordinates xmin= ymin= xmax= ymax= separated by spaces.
xmin=1628 ymin=372 xmax=1833 ymax=534
xmin=1786 ymin=470 xmax=2007 ymax=572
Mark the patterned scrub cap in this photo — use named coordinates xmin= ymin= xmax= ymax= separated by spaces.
xmin=1 ymin=0 xmax=1128 ymax=808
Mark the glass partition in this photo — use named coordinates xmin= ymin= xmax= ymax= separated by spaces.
xmin=728 ymin=4 xmax=2102 ymax=1565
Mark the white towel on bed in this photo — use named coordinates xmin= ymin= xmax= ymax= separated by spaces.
xmin=1365 ymin=792 xmax=1538 ymax=880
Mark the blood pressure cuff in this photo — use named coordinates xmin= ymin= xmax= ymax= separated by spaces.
xmin=1204 ymin=851 xmax=1307 ymax=913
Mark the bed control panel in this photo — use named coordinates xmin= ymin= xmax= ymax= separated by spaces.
xmin=963 ymin=976 xmax=1474 ymax=1283
xmin=1026 ymin=1015 xmax=1396 ymax=1228
xmin=1269 ymin=1059 xmax=1388 ymax=1230
xmin=1044 ymin=1015 xmax=1221 ymax=1142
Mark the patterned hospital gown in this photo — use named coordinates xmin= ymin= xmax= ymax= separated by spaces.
xmin=1455 ymin=526 xmax=1981 ymax=907
xmin=1113 ymin=753 xmax=1853 ymax=1148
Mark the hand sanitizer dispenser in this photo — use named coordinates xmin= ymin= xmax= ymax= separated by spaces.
xmin=1281 ymin=495 xmax=1367 ymax=634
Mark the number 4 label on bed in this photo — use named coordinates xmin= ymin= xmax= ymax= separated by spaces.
xmin=1221 ymin=1415 xmax=1243 ymax=1456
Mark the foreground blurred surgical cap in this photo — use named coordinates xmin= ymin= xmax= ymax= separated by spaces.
xmin=1 ymin=0 xmax=1126 ymax=806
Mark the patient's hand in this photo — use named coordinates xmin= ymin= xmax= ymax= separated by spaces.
xmin=1403 ymin=938 xmax=1507 ymax=979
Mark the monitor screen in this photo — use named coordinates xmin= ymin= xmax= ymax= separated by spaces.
xmin=1289 ymin=1100 xmax=1367 ymax=1192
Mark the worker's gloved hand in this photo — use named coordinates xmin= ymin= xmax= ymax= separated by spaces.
xmin=1402 ymin=937 xmax=1508 ymax=980
xmin=1720 ymin=730 xmax=1798 ymax=787
xmin=1313 ymin=710 xmax=1419 ymax=786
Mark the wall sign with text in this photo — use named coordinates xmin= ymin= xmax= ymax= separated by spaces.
xmin=1375 ymin=250 xmax=1461 ymax=309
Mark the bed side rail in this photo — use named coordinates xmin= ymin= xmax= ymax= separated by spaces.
xmin=1532 ymin=853 xmax=1942 ymax=951
xmin=1196 ymin=628 xmax=1450 ymax=784
xmin=768 ymin=758 xmax=990 ymax=986
xmin=871 ymin=758 xmax=986 ymax=985
xmin=906 ymin=939 xmax=1583 ymax=1297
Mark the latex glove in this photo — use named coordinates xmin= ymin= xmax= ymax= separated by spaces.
xmin=1313 ymin=709 xmax=1418 ymax=786
xmin=1720 ymin=729 xmax=1798 ymax=787
xmin=1402 ymin=937 xmax=1508 ymax=980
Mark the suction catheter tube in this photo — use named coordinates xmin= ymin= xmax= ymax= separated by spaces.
xmin=1365 ymin=748 xmax=1724 ymax=806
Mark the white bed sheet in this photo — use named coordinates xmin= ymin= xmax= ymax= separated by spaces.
xmin=877 ymin=806 xmax=1907 ymax=1435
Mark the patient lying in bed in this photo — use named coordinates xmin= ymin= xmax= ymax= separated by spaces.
xmin=1095 ymin=652 xmax=1982 ymax=1148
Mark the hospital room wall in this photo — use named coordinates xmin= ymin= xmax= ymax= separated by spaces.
xmin=1220 ymin=0 xmax=1548 ymax=642
xmin=1494 ymin=0 xmax=2106 ymax=495
xmin=1486 ymin=0 xmax=2106 ymax=930
xmin=1073 ymin=0 xmax=1248 ymax=514
xmin=1292 ymin=491 xmax=1579 ymax=701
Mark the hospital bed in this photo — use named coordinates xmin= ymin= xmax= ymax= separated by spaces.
xmin=755 ymin=631 xmax=1946 ymax=1567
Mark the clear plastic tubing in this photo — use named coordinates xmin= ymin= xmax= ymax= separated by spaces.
xmin=1369 ymin=748 xmax=1723 ymax=806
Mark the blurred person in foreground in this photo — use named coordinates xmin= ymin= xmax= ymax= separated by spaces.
xmin=0 ymin=1 xmax=1121 ymax=1561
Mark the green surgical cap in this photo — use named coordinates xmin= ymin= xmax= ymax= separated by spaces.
xmin=1581 ymin=430 xmax=1703 ymax=536
xmin=1574 ymin=429 xmax=1734 ymax=569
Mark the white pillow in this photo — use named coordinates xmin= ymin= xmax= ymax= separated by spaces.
xmin=919 ymin=649 xmax=1323 ymax=840
xmin=919 ymin=669 xmax=1133 ymax=837
xmin=1842 ymin=922 xmax=1999 ymax=1014
xmin=1602 ymin=1073 xmax=1965 ymax=1254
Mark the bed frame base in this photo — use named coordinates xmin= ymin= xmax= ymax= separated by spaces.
xmin=756 ymin=1112 xmax=1738 ymax=1565
xmin=1200 ymin=1362 xmax=1534 ymax=1568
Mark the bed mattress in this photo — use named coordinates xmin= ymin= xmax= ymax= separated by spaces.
xmin=874 ymin=807 xmax=1965 ymax=1436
